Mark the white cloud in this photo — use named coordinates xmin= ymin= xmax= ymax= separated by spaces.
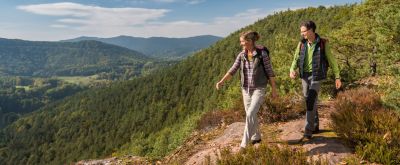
xmin=18 ymin=2 xmax=169 ymax=27
xmin=185 ymin=0 xmax=206 ymax=5
xmin=152 ymin=0 xmax=176 ymax=2
xmin=13 ymin=2 xmax=291 ymax=40
xmin=143 ymin=0 xmax=206 ymax=5
xmin=128 ymin=0 xmax=205 ymax=4
xmin=113 ymin=8 xmax=273 ymax=38
xmin=50 ymin=24 xmax=69 ymax=28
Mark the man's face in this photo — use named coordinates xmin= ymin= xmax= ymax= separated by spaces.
xmin=300 ymin=26 xmax=313 ymax=40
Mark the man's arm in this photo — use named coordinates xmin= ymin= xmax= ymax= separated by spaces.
xmin=289 ymin=42 xmax=301 ymax=79
xmin=324 ymin=41 xmax=342 ymax=89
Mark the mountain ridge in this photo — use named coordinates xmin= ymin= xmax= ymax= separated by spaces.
xmin=0 ymin=38 xmax=154 ymax=77
xmin=62 ymin=35 xmax=222 ymax=59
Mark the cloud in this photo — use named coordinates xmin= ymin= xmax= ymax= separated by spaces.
xmin=17 ymin=2 xmax=169 ymax=27
xmin=50 ymin=24 xmax=69 ymax=28
xmin=117 ymin=8 xmax=272 ymax=38
xmin=14 ymin=2 xmax=279 ymax=40
xmin=129 ymin=0 xmax=205 ymax=4
xmin=184 ymin=0 xmax=206 ymax=4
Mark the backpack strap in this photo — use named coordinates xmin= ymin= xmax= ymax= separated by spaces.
xmin=300 ymin=38 xmax=307 ymax=53
xmin=255 ymin=45 xmax=270 ymax=77
xmin=255 ymin=45 xmax=269 ymax=58
xmin=300 ymin=38 xmax=327 ymax=54
xmin=320 ymin=38 xmax=326 ymax=53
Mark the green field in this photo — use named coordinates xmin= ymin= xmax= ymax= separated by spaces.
xmin=57 ymin=75 xmax=107 ymax=86
xmin=15 ymin=85 xmax=31 ymax=91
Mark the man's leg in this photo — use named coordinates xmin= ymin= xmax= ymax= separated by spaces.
xmin=314 ymin=105 xmax=319 ymax=133
xmin=304 ymin=78 xmax=321 ymax=137
xmin=311 ymin=79 xmax=321 ymax=132
xmin=301 ymin=76 xmax=312 ymax=137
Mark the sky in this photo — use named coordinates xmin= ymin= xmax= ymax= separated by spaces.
xmin=0 ymin=0 xmax=362 ymax=41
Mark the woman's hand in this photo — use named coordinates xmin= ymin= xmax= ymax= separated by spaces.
xmin=216 ymin=73 xmax=232 ymax=90
xmin=271 ymin=88 xmax=278 ymax=99
xmin=216 ymin=81 xmax=224 ymax=90
xmin=268 ymin=77 xmax=278 ymax=99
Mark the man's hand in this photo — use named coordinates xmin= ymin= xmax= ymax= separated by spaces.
xmin=216 ymin=81 xmax=224 ymax=90
xmin=335 ymin=79 xmax=342 ymax=89
xmin=289 ymin=71 xmax=297 ymax=79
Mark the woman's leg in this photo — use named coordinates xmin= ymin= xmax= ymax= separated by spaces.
xmin=240 ymin=88 xmax=266 ymax=148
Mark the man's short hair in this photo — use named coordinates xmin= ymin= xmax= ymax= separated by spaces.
xmin=300 ymin=21 xmax=317 ymax=32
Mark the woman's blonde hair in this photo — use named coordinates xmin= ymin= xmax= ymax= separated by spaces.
xmin=240 ymin=31 xmax=260 ymax=42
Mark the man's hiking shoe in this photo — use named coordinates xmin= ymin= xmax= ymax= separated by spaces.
xmin=251 ymin=139 xmax=262 ymax=145
xmin=312 ymin=127 xmax=320 ymax=134
xmin=303 ymin=135 xmax=312 ymax=140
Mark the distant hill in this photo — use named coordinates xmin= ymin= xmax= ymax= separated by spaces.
xmin=0 ymin=38 xmax=156 ymax=77
xmin=62 ymin=35 xmax=222 ymax=59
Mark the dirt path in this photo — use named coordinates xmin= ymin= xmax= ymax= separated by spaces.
xmin=182 ymin=101 xmax=354 ymax=165
xmin=184 ymin=122 xmax=245 ymax=165
xmin=278 ymin=101 xmax=353 ymax=164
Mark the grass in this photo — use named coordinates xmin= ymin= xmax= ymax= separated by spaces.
xmin=216 ymin=144 xmax=310 ymax=165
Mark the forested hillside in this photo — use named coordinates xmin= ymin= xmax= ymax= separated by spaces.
xmin=63 ymin=35 xmax=222 ymax=60
xmin=0 ymin=77 xmax=87 ymax=129
xmin=0 ymin=0 xmax=398 ymax=164
xmin=0 ymin=39 xmax=155 ymax=77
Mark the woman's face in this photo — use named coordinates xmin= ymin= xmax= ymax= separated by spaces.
xmin=240 ymin=37 xmax=253 ymax=51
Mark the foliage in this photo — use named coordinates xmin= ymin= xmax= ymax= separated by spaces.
xmin=374 ymin=75 xmax=400 ymax=112
xmin=196 ymin=97 xmax=245 ymax=130
xmin=0 ymin=76 xmax=86 ymax=128
xmin=331 ymin=87 xmax=400 ymax=164
xmin=330 ymin=0 xmax=400 ymax=82
xmin=259 ymin=95 xmax=305 ymax=123
xmin=216 ymin=144 xmax=309 ymax=165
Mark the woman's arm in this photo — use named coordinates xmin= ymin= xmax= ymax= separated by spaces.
xmin=216 ymin=53 xmax=241 ymax=90
xmin=269 ymin=77 xmax=278 ymax=98
xmin=216 ymin=73 xmax=232 ymax=90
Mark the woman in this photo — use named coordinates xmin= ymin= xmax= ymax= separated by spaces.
xmin=216 ymin=31 xmax=277 ymax=149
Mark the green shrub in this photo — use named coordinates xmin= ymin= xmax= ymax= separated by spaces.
xmin=379 ymin=76 xmax=400 ymax=112
xmin=331 ymin=87 xmax=400 ymax=164
xmin=197 ymin=94 xmax=305 ymax=130
xmin=259 ymin=95 xmax=305 ymax=123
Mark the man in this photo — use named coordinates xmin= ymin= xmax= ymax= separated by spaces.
xmin=289 ymin=21 xmax=341 ymax=140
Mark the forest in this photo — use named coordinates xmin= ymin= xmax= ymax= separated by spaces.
xmin=0 ymin=39 xmax=164 ymax=77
